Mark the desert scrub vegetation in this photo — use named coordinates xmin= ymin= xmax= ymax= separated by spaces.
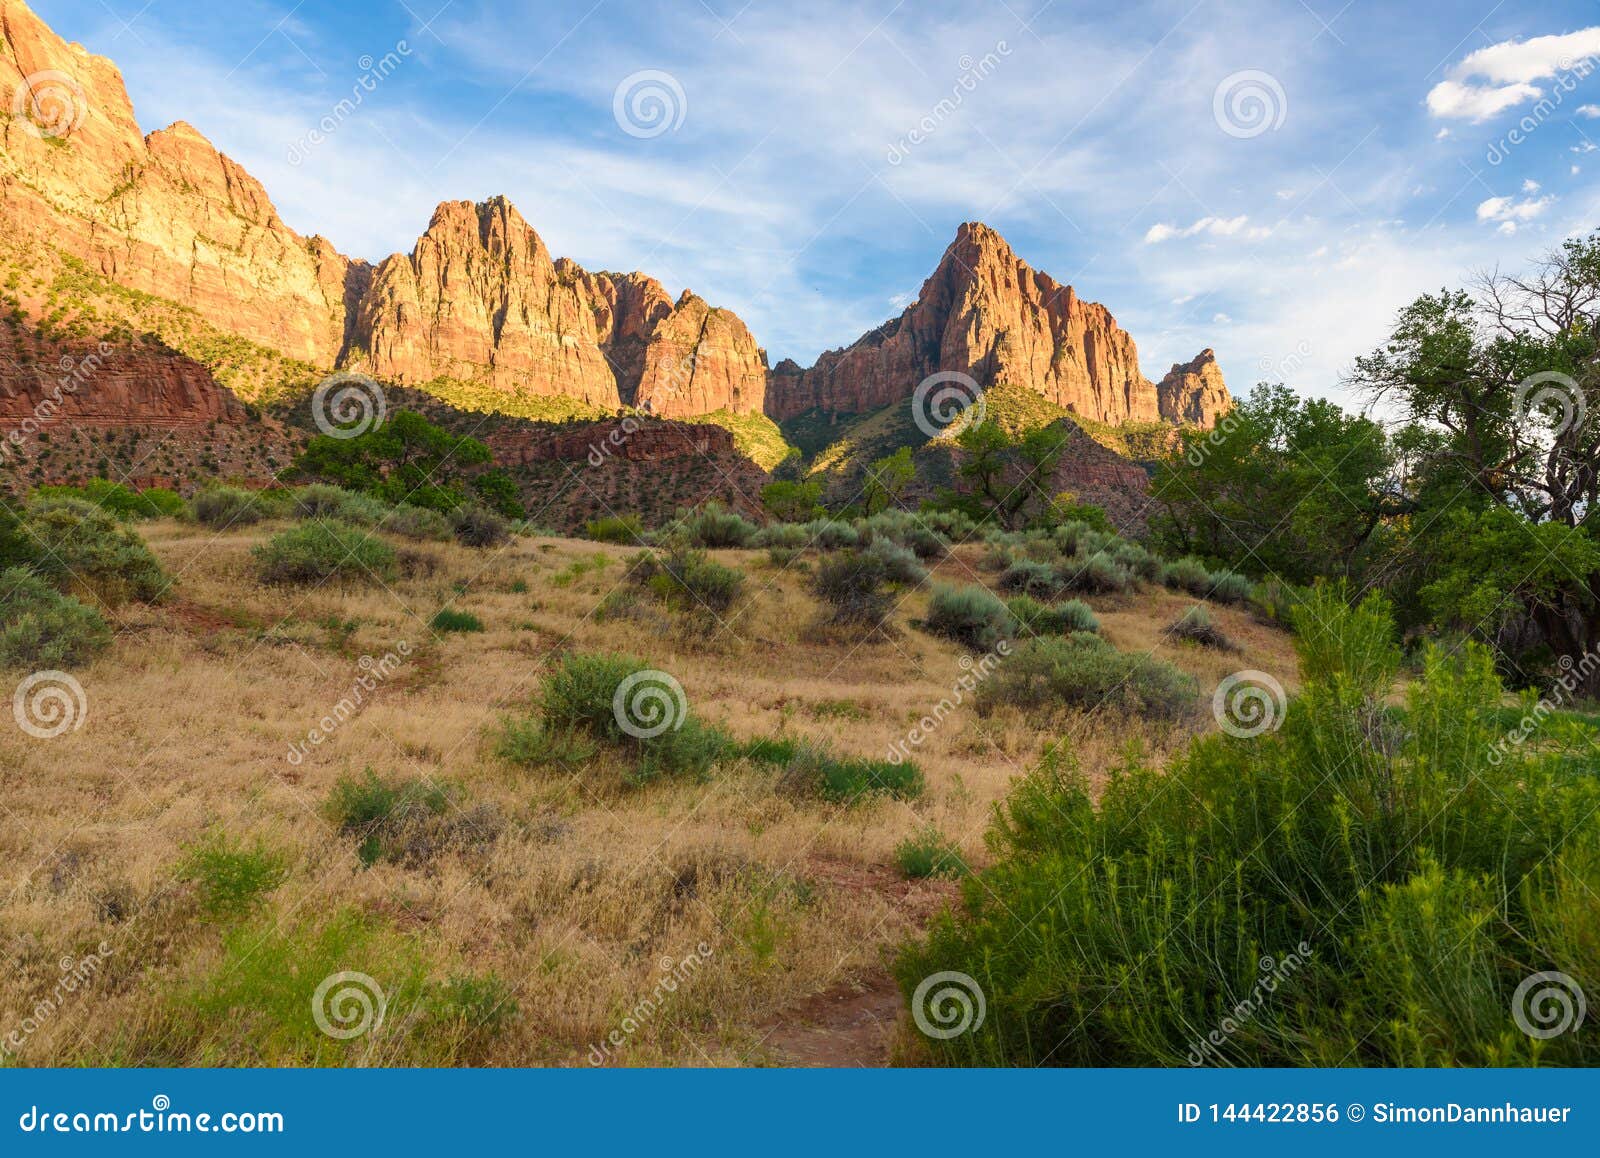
xmin=670 ymin=500 xmax=759 ymax=549
xmin=923 ymin=583 xmax=1013 ymax=650
xmin=627 ymin=546 xmax=745 ymax=617
xmin=894 ymin=825 xmax=967 ymax=879
xmin=33 ymin=480 xmax=184 ymax=520
xmin=325 ymin=769 xmax=502 ymax=868
xmin=0 ymin=566 xmax=110 ymax=668
xmin=16 ymin=497 xmax=168 ymax=605
xmin=1006 ymin=595 xmax=1098 ymax=636
xmin=191 ymin=485 xmax=270 ymax=530
xmin=809 ymin=550 xmax=898 ymax=633
xmin=430 ymin=607 xmax=484 ymax=633
xmin=177 ymin=831 xmax=289 ymax=917
xmin=584 ymin=513 xmax=646 ymax=544
xmin=497 ymin=653 xmax=731 ymax=786
xmin=899 ymin=589 xmax=1600 ymax=1066
xmin=253 ymin=521 xmax=397 ymax=586
xmin=1168 ymin=604 xmax=1234 ymax=650
xmin=450 ymin=505 xmax=512 ymax=548
xmin=750 ymin=737 xmax=925 ymax=803
xmin=978 ymin=633 xmax=1198 ymax=721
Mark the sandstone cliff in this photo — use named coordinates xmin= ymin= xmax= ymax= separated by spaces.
xmin=351 ymin=199 xmax=769 ymax=415
xmin=1156 ymin=348 xmax=1231 ymax=427
xmin=765 ymin=223 xmax=1227 ymax=429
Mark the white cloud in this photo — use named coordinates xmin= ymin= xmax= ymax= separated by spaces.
xmin=1144 ymin=215 xmax=1263 ymax=244
xmin=1212 ymin=313 xmax=1232 ymax=325
xmin=1579 ymin=105 xmax=1600 ymax=118
xmin=1523 ymin=179 xmax=1542 ymax=193
xmin=1435 ymin=127 xmax=1451 ymax=140
xmin=1477 ymin=194 xmax=1554 ymax=233
xmin=1426 ymin=27 xmax=1600 ymax=121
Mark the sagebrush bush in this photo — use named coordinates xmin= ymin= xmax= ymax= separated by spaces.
xmin=23 ymin=500 xmax=168 ymax=604
xmin=254 ymin=521 xmax=396 ymax=586
xmin=1060 ymin=550 xmax=1134 ymax=595
xmin=1161 ymin=555 xmax=1213 ymax=596
xmin=998 ymin=558 xmax=1062 ymax=598
xmin=754 ymin=522 xmax=809 ymax=550
xmin=924 ymin=583 xmax=1013 ymax=650
xmin=811 ymin=550 xmax=893 ymax=628
xmin=0 ymin=566 xmax=109 ymax=668
xmin=1169 ymin=604 xmax=1233 ymax=649
xmin=802 ymin=518 xmax=859 ymax=550
xmin=632 ymin=547 xmax=745 ymax=615
xmin=191 ymin=486 xmax=267 ymax=530
xmin=323 ymin=769 xmax=498 ymax=868
xmin=673 ymin=501 xmax=758 ymax=549
xmin=978 ymin=633 xmax=1197 ymax=720
xmin=585 ymin=514 xmax=646 ymax=544
xmin=382 ymin=504 xmax=453 ymax=542
xmin=1206 ymin=568 xmax=1254 ymax=605
xmin=1249 ymin=578 xmax=1302 ymax=627
xmin=291 ymin=484 xmax=390 ymax=527
xmin=864 ymin=537 xmax=928 ymax=584
xmin=774 ymin=741 xmax=924 ymax=802
xmin=899 ymin=593 xmax=1600 ymax=1066
xmin=1006 ymin=594 xmax=1098 ymax=636
xmin=451 ymin=506 xmax=511 ymax=548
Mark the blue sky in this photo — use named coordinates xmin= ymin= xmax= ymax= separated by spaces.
xmin=31 ymin=0 xmax=1600 ymax=407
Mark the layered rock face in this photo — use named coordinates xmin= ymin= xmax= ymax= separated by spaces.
xmin=352 ymin=199 xmax=769 ymax=415
xmin=1157 ymin=348 xmax=1230 ymax=427
xmin=0 ymin=0 xmax=366 ymax=364
xmin=765 ymin=223 xmax=1227 ymax=428
xmin=0 ymin=325 xmax=246 ymax=428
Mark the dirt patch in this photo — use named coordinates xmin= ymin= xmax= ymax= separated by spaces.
xmin=760 ymin=970 xmax=904 ymax=1067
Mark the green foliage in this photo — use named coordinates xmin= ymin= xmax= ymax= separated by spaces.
xmin=294 ymin=409 xmax=493 ymax=513
xmin=760 ymin=479 xmax=824 ymax=523
xmin=1169 ymin=604 xmax=1232 ymax=650
xmin=178 ymin=831 xmax=288 ymax=917
xmin=811 ymin=549 xmax=894 ymax=629
xmin=1007 ymin=594 xmax=1098 ymax=636
xmin=323 ymin=769 xmax=492 ymax=868
xmin=801 ymin=518 xmax=860 ymax=550
xmin=1161 ymin=555 xmax=1213 ymax=596
xmin=471 ymin=468 xmax=525 ymax=520
xmin=632 ymin=546 xmax=745 ymax=616
xmin=34 ymin=480 xmax=184 ymax=520
xmin=191 ymin=486 xmax=267 ymax=530
xmin=670 ymin=501 xmax=759 ymax=549
xmin=899 ymin=597 xmax=1600 ymax=1066
xmin=979 ymin=633 xmax=1198 ymax=721
xmin=253 ymin=521 xmax=397 ymax=586
xmin=584 ymin=514 xmax=646 ymax=544
xmin=894 ymin=826 xmax=968 ymax=879
xmin=924 ymin=583 xmax=1014 ymax=650
xmin=430 ymin=608 xmax=484 ymax=633
xmin=778 ymin=741 xmax=924 ymax=802
xmin=1150 ymin=383 xmax=1393 ymax=585
xmin=0 ymin=566 xmax=110 ymax=669
xmin=451 ymin=506 xmax=511 ymax=549
xmin=381 ymin=504 xmax=453 ymax=542
xmin=22 ymin=499 xmax=168 ymax=604
xmin=947 ymin=421 xmax=1072 ymax=530
xmin=863 ymin=536 xmax=927 ymax=584
xmin=863 ymin=446 xmax=916 ymax=514
xmin=291 ymin=484 xmax=390 ymax=527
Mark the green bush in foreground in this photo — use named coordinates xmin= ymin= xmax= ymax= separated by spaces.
xmin=178 ymin=831 xmax=288 ymax=917
xmin=192 ymin=486 xmax=267 ymax=530
xmin=0 ymin=566 xmax=110 ymax=669
xmin=894 ymin=826 xmax=968 ymax=879
xmin=430 ymin=608 xmax=484 ymax=634
xmin=254 ymin=521 xmax=396 ymax=586
xmin=35 ymin=481 xmax=184 ymax=520
xmin=23 ymin=500 xmax=168 ymax=605
xmin=898 ymin=589 xmax=1600 ymax=1066
xmin=924 ymin=583 xmax=1013 ymax=650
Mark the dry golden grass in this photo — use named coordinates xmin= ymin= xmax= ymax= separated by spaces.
xmin=0 ymin=519 xmax=1298 ymax=1067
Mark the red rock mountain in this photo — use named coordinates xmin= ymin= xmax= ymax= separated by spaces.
xmin=766 ymin=223 xmax=1227 ymax=427
xmin=0 ymin=0 xmax=1225 ymax=436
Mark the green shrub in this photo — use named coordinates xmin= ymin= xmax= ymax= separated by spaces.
xmin=978 ymin=633 xmax=1197 ymax=721
xmin=253 ymin=521 xmax=397 ymax=586
xmin=451 ymin=506 xmax=511 ymax=548
xmin=493 ymin=718 xmax=599 ymax=767
xmin=430 ymin=608 xmax=484 ymax=633
xmin=894 ymin=826 xmax=968 ymax=879
xmin=1249 ymin=578 xmax=1303 ymax=627
xmin=323 ymin=769 xmax=487 ymax=868
xmin=924 ymin=583 xmax=1014 ymax=650
xmin=1161 ymin=555 xmax=1213 ymax=596
xmin=1060 ymin=550 xmax=1134 ymax=594
xmin=897 ymin=596 xmax=1600 ymax=1067
xmin=632 ymin=547 xmax=745 ymax=615
xmin=35 ymin=480 xmax=184 ymax=520
xmin=1007 ymin=594 xmax=1099 ymax=635
xmin=23 ymin=501 xmax=168 ymax=604
xmin=527 ymin=653 xmax=730 ymax=785
xmin=673 ymin=501 xmax=759 ymax=548
xmin=178 ymin=831 xmax=288 ymax=917
xmin=191 ymin=486 xmax=266 ymax=530
xmin=811 ymin=550 xmax=893 ymax=628
xmin=585 ymin=514 xmax=646 ymax=544
xmin=998 ymin=558 xmax=1062 ymax=598
xmin=0 ymin=566 xmax=109 ymax=668
xmin=802 ymin=519 xmax=859 ymax=550
xmin=1207 ymin=569 xmax=1254 ymax=605
xmin=382 ymin=504 xmax=453 ymax=542
xmin=778 ymin=741 xmax=924 ymax=802
xmin=1169 ymin=604 xmax=1233 ymax=649
xmin=290 ymin=484 xmax=390 ymax=526
xmin=864 ymin=537 xmax=928 ymax=584
xmin=755 ymin=522 xmax=809 ymax=550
